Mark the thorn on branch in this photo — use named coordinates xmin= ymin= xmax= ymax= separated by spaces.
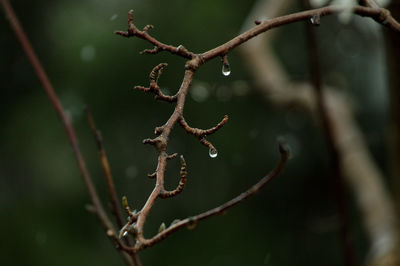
xmin=159 ymin=155 xmax=187 ymax=198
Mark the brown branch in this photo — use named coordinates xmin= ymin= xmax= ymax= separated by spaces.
xmin=114 ymin=10 xmax=196 ymax=59
xmin=178 ymin=115 xmax=229 ymax=138
xmin=200 ymin=5 xmax=399 ymax=63
xmin=86 ymin=108 xmax=125 ymax=228
xmin=178 ymin=115 xmax=228 ymax=153
xmin=159 ymin=155 xmax=187 ymax=198
xmin=0 ymin=1 xmax=140 ymax=265
xmin=133 ymin=63 xmax=177 ymax=102
xmin=114 ymin=3 xmax=400 ymax=255
xmin=124 ymin=142 xmax=289 ymax=252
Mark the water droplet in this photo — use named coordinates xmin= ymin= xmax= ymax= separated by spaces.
xmin=209 ymin=147 xmax=218 ymax=158
xmin=222 ymin=63 xmax=231 ymax=76
xmin=310 ymin=14 xmax=320 ymax=26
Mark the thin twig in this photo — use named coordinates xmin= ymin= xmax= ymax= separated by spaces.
xmin=125 ymin=142 xmax=289 ymax=252
xmin=86 ymin=108 xmax=125 ymax=228
xmin=86 ymin=108 xmax=137 ymax=249
xmin=200 ymin=5 xmax=399 ymax=62
xmin=115 ymin=10 xmax=196 ymax=59
xmin=0 ymin=1 xmax=139 ymax=265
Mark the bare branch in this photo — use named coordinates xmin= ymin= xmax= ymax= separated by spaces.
xmin=159 ymin=155 xmax=187 ymax=198
xmin=133 ymin=63 xmax=177 ymax=102
xmin=115 ymin=10 xmax=196 ymax=59
xmin=114 ymin=3 xmax=400 ymax=255
xmin=86 ymin=108 xmax=125 ymax=229
xmin=200 ymin=5 xmax=400 ymax=62
xmin=125 ymin=143 xmax=289 ymax=252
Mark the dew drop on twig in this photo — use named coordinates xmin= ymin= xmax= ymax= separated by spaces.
xmin=310 ymin=14 xmax=321 ymax=26
xmin=222 ymin=63 xmax=231 ymax=76
xmin=209 ymin=147 xmax=218 ymax=158
xmin=221 ymin=54 xmax=231 ymax=76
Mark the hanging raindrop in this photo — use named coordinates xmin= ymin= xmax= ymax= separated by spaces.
xmin=209 ymin=147 xmax=218 ymax=158
xmin=222 ymin=63 xmax=231 ymax=76
xmin=310 ymin=14 xmax=320 ymax=26
xmin=221 ymin=54 xmax=231 ymax=76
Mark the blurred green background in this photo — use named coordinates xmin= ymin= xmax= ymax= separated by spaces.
xmin=0 ymin=0 xmax=391 ymax=265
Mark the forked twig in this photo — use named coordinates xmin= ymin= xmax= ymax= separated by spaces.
xmin=121 ymin=142 xmax=289 ymax=252
xmin=4 ymin=0 xmax=400 ymax=263
xmin=113 ymin=2 xmax=400 ymax=255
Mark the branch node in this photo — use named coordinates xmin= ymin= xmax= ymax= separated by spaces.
xmin=187 ymin=217 xmax=198 ymax=230
xmin=148 ymin=172 xmax=156 ymax=179
xmin=154 ymin=126 xmax=164 ymax=135
xmin=143 ymin=24 xmax=154 ymax=32
xmin=379 ymin=8 xmax=391 ymax=25
xmin=143 ymin=136 xmax=168 ymax=152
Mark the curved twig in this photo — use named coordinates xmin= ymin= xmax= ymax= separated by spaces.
xmin=159 ymin=155 xmax=187 ymax=198
xmin=115 ymin=3 xmax=400 ymax=255
xmin=122 ymin=142 xmax=289 ymax=252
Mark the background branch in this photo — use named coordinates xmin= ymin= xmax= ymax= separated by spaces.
xmin=0 ymin=0 xmax=139 ymax=265
xmin=239 ymin=0 xmax=399 ymax=264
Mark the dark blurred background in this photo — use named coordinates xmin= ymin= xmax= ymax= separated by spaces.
xmin=0 ymin=0 xmax=392 ymax=265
